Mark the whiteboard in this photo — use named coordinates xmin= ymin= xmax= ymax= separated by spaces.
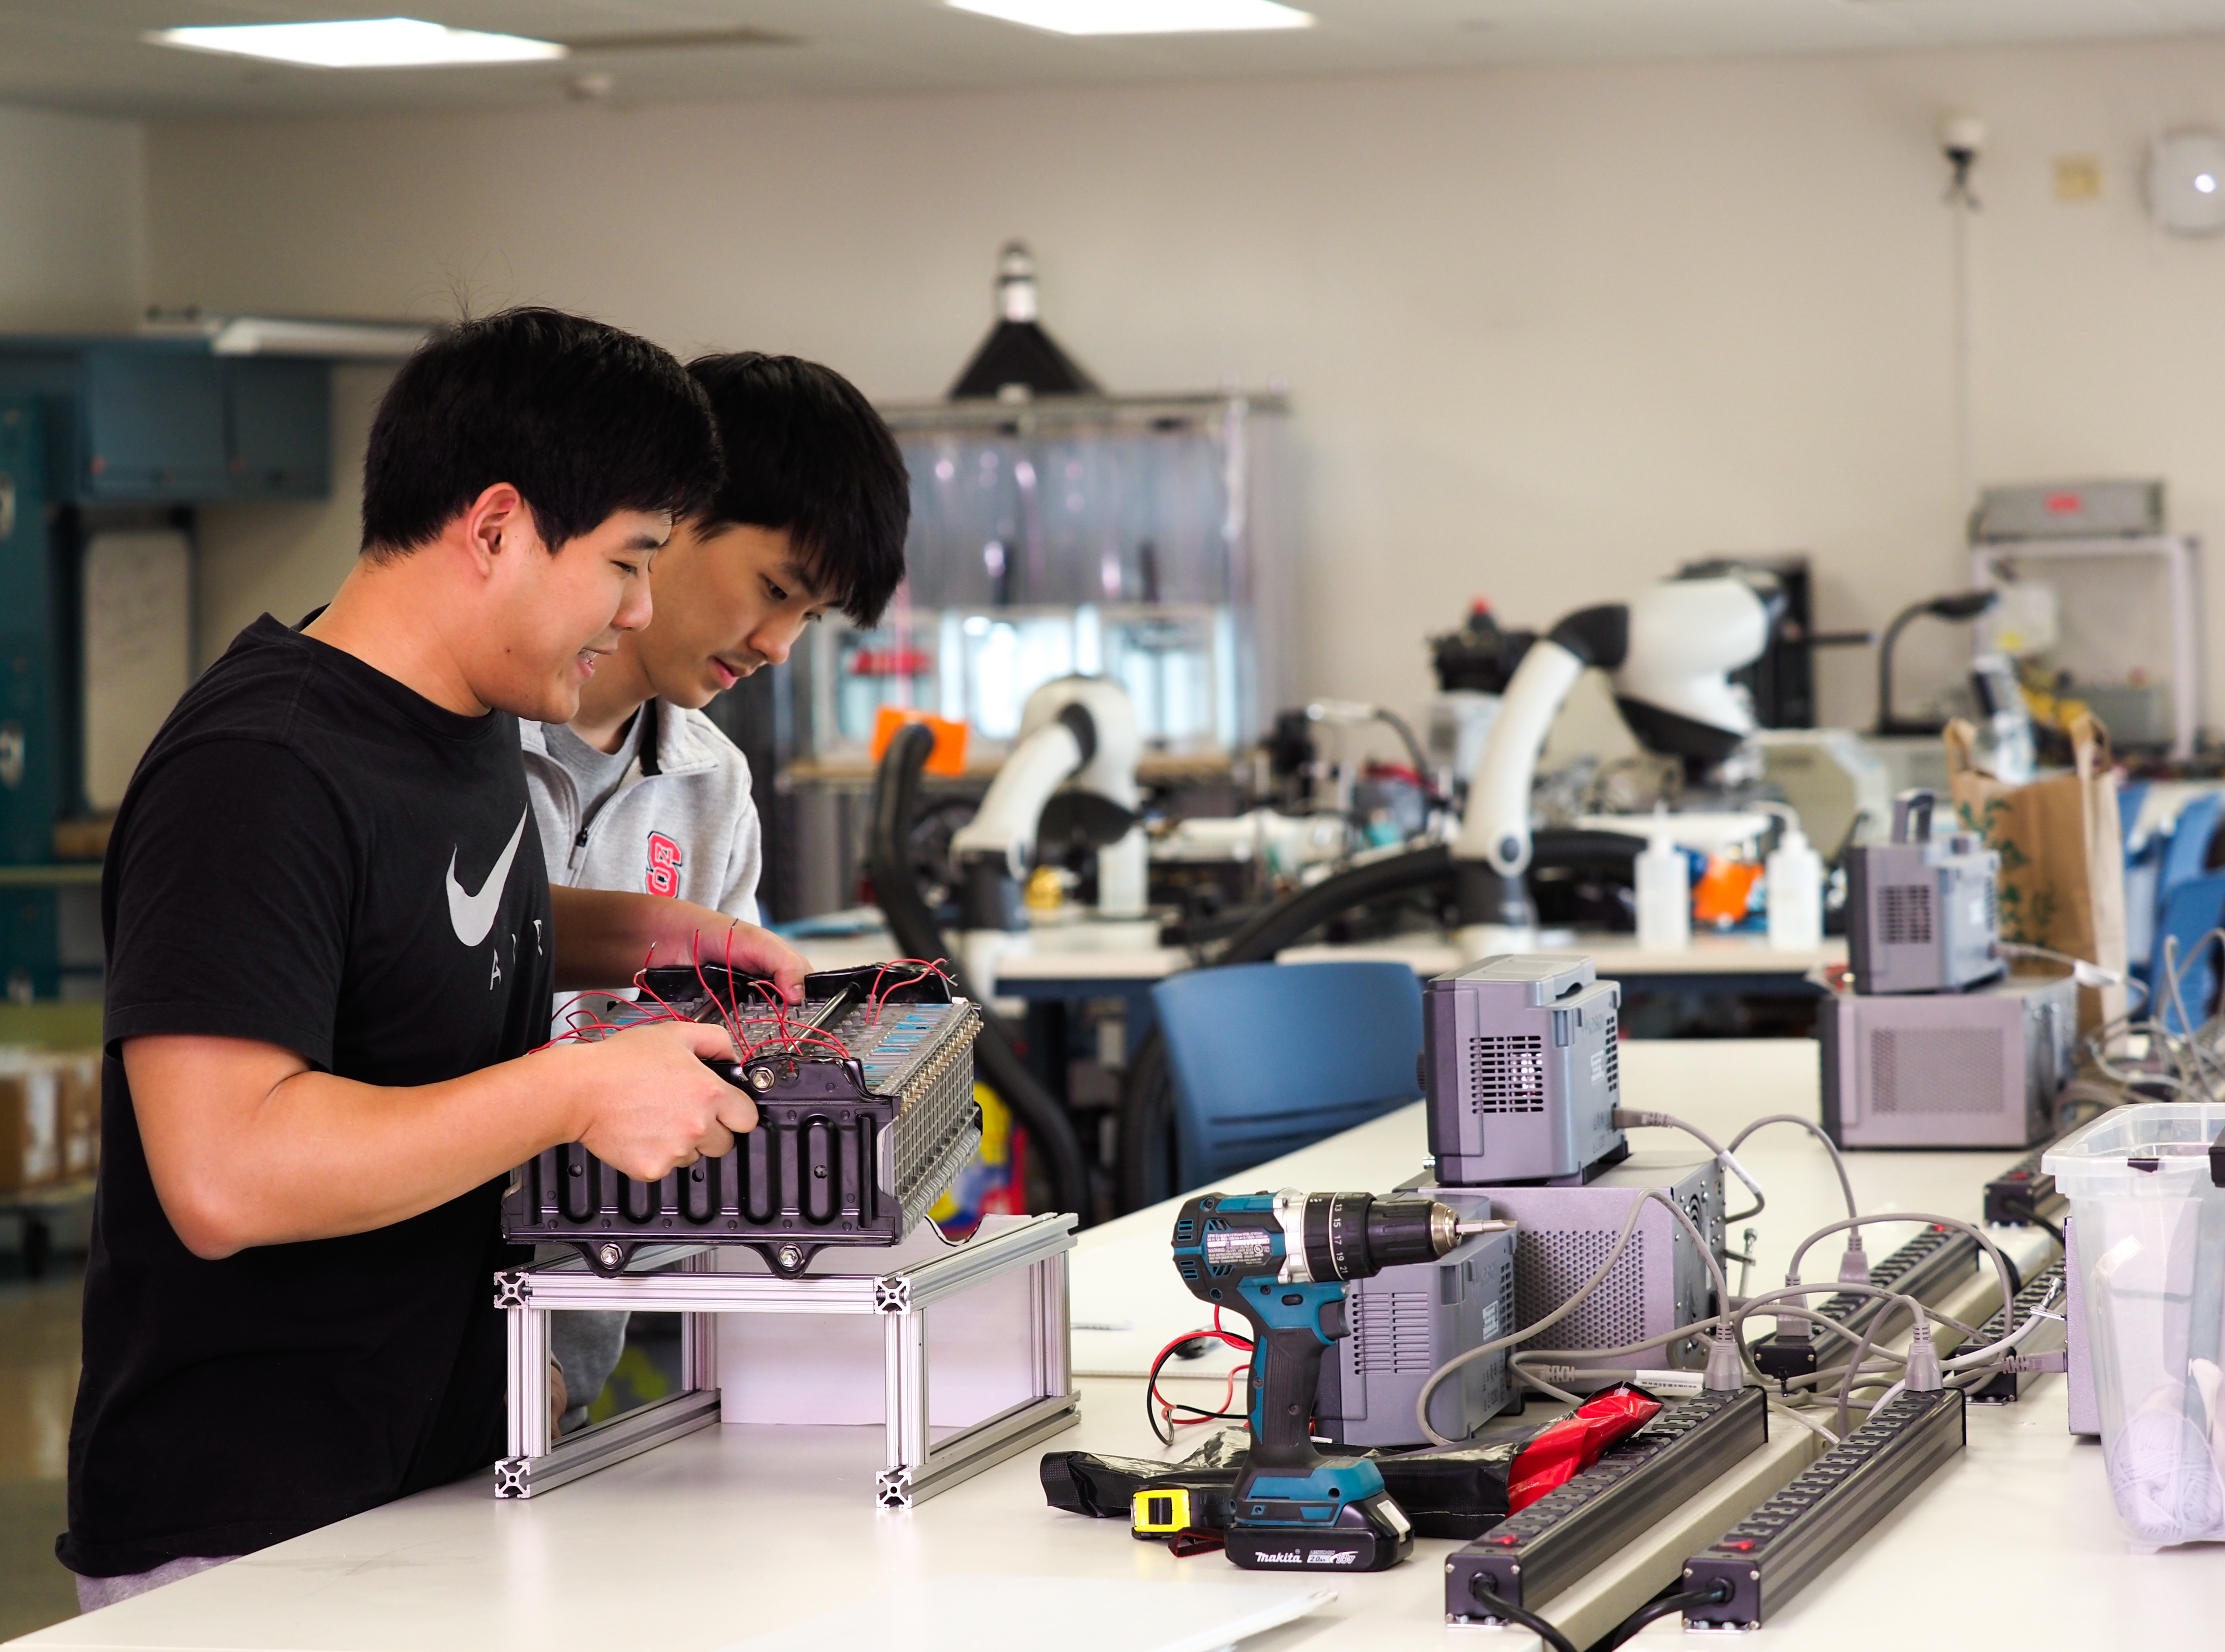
xmin=84 ymin=529 xmax=192 ymax=812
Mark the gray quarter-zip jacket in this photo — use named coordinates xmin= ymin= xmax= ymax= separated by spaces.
xmin=521 ymin=699 xmax=762 ymax=924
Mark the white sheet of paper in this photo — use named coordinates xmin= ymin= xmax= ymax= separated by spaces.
xmin=714 ymin=1576 xmax=1335 ymax=1652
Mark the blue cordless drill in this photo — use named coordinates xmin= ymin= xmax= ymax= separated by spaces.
xmin=1170 ymin=1189 xmax=1487 ymax=1571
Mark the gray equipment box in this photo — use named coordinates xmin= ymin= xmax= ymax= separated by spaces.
xmin=1458 ymin=1152 xmax=1725 ymax=1376
xmin=1425 ymin=953 xmax=1624 ymax=1185
xmin=1315 ymin=1191 xmax=1519 ymax=1450
xmin=1972 ymin=478 xmax=2164 ymax=542
xmin=1847 ymin=791 xmax=2001 ymax=996
xmin=1819 ymin=972 xmax=2075 ymax=1149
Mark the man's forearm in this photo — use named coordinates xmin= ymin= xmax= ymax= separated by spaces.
xmin=549 ymin=884 xmax=805 ymax=995
xmin=130 ymin=1037 xmax=590 ymax=1257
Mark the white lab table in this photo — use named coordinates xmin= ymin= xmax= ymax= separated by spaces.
xmin=16 ymin=1040 xmax=2207 ymax=1652
xmin=801 ymin=919 xmax=1840 ymax=992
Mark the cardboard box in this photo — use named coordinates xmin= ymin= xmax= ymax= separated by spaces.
xmin=0 ymin=1061 xmax=62 ymax=1194
xmin=59 ymin=1051 xmax=99 ymax=1180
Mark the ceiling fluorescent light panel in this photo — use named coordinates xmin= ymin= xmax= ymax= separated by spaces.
xmin=947 ymin=0 xmax=1313 ymax=35
xmin=147 ymin=18 xmax=568 ymax=69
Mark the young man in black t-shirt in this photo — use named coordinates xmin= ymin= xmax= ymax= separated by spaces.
xmin=61 ymin=308 xmax=806 ymax=1608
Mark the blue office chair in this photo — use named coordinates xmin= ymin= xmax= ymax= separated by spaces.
xmin=2154 ymin=871 xmax=2225 ymax=1035
xmin=1151 ymin=960 xmax=1425 ymax=1191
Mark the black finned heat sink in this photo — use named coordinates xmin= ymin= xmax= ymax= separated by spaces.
xmin=503 ymin=965 xmax=981 ymax=1279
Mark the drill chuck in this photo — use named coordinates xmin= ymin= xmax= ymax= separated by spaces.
xmin=1287 ymin=1192 xmax=1487 ymax=1282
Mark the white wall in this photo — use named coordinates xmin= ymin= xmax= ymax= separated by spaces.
xmin=143 ymin=41 xmax=2225 ymax=729
xmin=0 ymin=102 xmax=143 ymax=330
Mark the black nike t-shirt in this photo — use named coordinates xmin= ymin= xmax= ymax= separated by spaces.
xmin=60 ymin=614 xmax=555 ymax=1577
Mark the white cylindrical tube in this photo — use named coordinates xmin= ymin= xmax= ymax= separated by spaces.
xmin=1635 ymin=822 xmax=1691 ymax=950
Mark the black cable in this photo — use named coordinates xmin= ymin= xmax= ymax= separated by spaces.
xmin=1595 ymin=1581 xmax=1734 ymax=1650
xmin=866 ymin=721 xmax=1093 ymax=1224
xmin=1143 ymin=1334 xmax=1252 ymax=1445
xmin=1465 ymin=1585 xmax=1577 ymax=1652
xmin=1369 ymin=706 xmax=1442 ymax=804
xmin=1115 ymin=1028 xmax=1175 ymax=1212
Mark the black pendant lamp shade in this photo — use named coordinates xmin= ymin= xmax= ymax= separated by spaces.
xmin=948 ymin=241 xmax=1101 ymax=401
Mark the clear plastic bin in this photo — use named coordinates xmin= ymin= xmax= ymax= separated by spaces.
xmin=2046 ymin=1102 xmax=2225 ymax=1549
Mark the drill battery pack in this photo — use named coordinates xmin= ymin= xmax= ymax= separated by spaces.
xmin=1042 ymin=1434 xmax=1532 ymax=1543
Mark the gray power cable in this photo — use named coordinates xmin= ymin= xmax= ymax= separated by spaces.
xmin=1413 ymin=1188 xmax=1736 ymax=1447
xmin=1725 ymin=1113 xmax=1860 ymax=1222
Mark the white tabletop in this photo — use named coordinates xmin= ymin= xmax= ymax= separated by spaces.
xmin=17 ymin=1040 xmax=2203 ymax=1652
xmin=800 ymin=922 xmax=1841 ymax=987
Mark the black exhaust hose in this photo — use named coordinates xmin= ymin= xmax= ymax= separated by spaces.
xmin=867 ymin=720 xmax=1092 ymax=1225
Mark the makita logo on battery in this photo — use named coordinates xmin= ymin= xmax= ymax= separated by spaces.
xmin=1253 ymin=1550 xmax=1304 ymax=1564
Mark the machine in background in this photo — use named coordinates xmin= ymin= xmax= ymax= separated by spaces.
xmin=771 ymin=245 xmax=1293 ymax=922
xmin=1826 ymin=787 xmax=2072 ymax=1149
xmin=947 ymin=675 xmax=1143 ymax=994
xmin=1844 ymin=790 xmax=2001 ymax=996
xmin=1970 ymin=479 xmax=2202 ymax=758
xmin=1820 ymin=972 xmax=2076 ymax=1149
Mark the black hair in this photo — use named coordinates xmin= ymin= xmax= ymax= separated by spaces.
xmin=360 ymin=307 xmax=721 ymax=560
xmin=685 ymin=352 xmax=910 ymax=628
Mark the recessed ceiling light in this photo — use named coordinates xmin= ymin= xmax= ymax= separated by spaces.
xmin=146 ymin=18 xmax=567 ymax=69
xmin=945 ymin=0 xmax=1313 ymax=36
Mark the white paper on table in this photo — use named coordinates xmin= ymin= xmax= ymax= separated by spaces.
xmin=715 ymin=1576 xmax=1335 ymax=1652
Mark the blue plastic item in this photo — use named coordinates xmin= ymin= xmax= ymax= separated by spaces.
xmin=1152 ymin=960 xmax=1424 ymax=1189
xmin=2152 ymin=871 xmax=2225 ymax=1035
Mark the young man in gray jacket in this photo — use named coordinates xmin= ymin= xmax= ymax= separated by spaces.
xmin=524 ymin=352 xmax=908 ymax=1428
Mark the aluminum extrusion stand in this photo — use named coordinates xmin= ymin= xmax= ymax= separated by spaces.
xmin=493 ymin=1211 xmax=1078 ymax=1507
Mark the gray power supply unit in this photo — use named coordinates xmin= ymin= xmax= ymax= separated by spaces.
xmin=1819 ymin=972 xmax=2075 ymax=1149
xmin=1402 ymin=1152 xmax=1726 ymax=1378
xmin=1846 ymin=791 xmax=2002 ymax=996
xmin=1315 ymin=1191 xmax=1519 ymax=1450
xmin=1424 ymin=953 xmax=1624 ymax=1185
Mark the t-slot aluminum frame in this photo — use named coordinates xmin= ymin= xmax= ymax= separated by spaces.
xmin=492 ymin=1211 xmax=1078 ymax=1507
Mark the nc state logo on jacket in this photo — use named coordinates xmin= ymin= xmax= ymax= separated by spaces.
xmin=645 ymin=832 xmax=684 ymax=898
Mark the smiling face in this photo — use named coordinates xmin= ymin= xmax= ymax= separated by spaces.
xmin=477 ymin=507 xmax=668 ymax=724
xmin=616 ymin=519 xmax=834 ymax=710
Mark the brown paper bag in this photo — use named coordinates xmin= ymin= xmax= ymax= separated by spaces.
xmin=1945 ymin=711 xmax=2129 ymax=1036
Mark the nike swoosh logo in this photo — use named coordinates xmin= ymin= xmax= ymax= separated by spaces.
xmin=447 ymin=810 xmax=529 ymax=948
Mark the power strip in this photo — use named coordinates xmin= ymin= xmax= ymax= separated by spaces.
xmin=1682 ymin=1388 xmax=1965 ymax=1630
xmin=1755 ymin=1224 xmax=1983 ymax=1385
xmin=1982 ymin=1144 xmax=2063 ymax=1229
xmin=1964 ymin=1258 xmax=2067 ymax=1404
xmin=1445 ymin=1388 xmax=1765 ymax=1621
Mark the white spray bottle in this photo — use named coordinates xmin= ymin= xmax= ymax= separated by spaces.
xmin=1764 ymin=806 xmax=1823 ymax=950
xmin=1635 ymin=809 xmax=1691 ymax=950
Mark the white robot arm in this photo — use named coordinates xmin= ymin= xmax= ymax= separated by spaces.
xmin=947 ymin=676 xmax=1143 ymax=989
xmin=1451 ymin=574 xmax=1772 ymax=950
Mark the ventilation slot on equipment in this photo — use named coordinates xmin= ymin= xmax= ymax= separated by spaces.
xmin=1516 ymin=1230 xmax=1647 ymax=1350
xmin=1469 ymin=1035 xmax=1546 ymax=1115
xmin=1354 ymin=1289 xmax=1435 ymax=1375
xmin=1871 ymin=1028 xmax=1998 ymax=1114
xmin=1602 ymin=1018 xmax=1620 ymax=1095
xmin=1881 ymin=884 xmax=1933 ymax=946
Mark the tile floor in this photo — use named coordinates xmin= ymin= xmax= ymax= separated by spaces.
xmin=0 ymin=1260 xmax=82 ymax=1637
